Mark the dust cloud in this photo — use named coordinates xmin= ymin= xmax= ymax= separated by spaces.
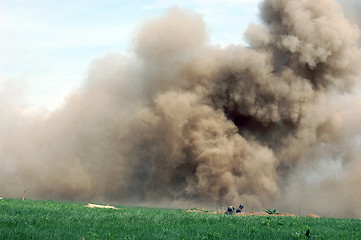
xmin=1 ymin=0 xmax=361 ymax=218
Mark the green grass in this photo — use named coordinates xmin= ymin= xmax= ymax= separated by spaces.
xmin=0 ymin=199 xmax=360 ymax=239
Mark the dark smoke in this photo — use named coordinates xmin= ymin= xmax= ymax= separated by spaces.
xmin=1 ymin=0 xmax=361 ymax=218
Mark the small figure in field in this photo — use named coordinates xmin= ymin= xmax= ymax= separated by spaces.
xmin=236 ymin=204 xmax=244 ymax=213
xmin=225 ymin=206 xmax=236 ymax=215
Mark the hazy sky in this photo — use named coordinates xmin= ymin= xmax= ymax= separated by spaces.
xmin=0 ymin=0 xmax=262 ymax=111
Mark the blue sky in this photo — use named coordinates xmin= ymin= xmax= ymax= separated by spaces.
xmin=0 ymin=0 xmax=262 ymax=111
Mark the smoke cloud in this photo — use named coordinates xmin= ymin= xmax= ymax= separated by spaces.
xmin=1 ymin=0 xmax=361 ymax=218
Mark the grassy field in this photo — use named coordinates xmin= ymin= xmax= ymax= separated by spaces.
xmin=0 ymin=199 xmax=360 ymax=239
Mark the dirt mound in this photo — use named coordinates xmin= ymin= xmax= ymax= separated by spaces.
xmin=236 ymin=211 xmax=296 ymax=217
xmin=307 ymin=213 xmax=320 ymax=218
xmin=186 ymin=208 xmax=217 ymax=214
xmin=186 ymin=209 xmax=295 ymax=217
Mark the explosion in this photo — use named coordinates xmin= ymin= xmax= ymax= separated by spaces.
xmin=1 ymin=0 xmax=361 ymax=218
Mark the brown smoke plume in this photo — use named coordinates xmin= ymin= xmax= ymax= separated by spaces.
xmin=1 ymin=1 xmax=361 ymax=218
